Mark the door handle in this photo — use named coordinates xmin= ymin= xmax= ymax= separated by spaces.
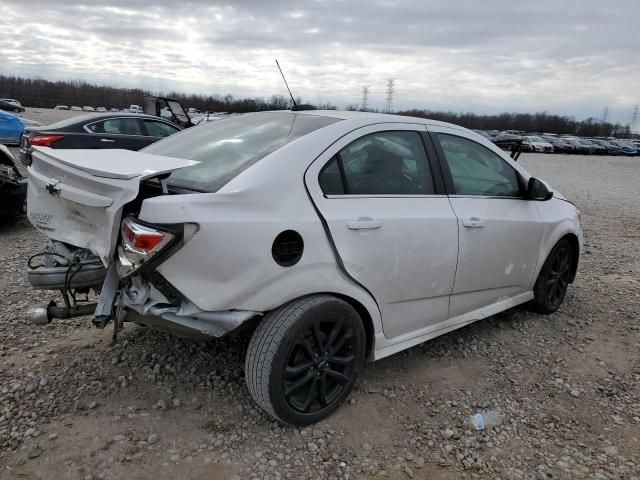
xmin=347 ymin=218 xmax=381 ymax=230
xmin=463 ymin=218 xmax=485 ymax=228
xmin=100 ymin=139 xmax=115 ymax=143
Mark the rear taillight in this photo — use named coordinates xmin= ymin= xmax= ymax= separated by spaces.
xmin=116 ymin=217 xmax=174 ymax=278
xmin=30 ymin=134 xmax=64 ymax=147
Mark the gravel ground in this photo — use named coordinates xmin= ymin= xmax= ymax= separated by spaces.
xmin=1 ymin=152 xmax=639 ymax=480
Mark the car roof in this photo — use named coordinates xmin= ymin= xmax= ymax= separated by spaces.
xmin=33 ymin=112 xmax=181 ymax=130
xmin=296 ymin=109 xmax=426 ymax=122
xmin=294 ymin=109 xmax=470 ymax=132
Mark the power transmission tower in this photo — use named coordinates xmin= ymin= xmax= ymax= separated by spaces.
xmin=361 ymin=85 xmax=370 ymax=112
xmin=631 ymin=105 xmax=639 ymax=134
xmin=385 ymin=78 xmax=395 ymax=113
xmin=600 ymin=106 xmax=609 ymax=136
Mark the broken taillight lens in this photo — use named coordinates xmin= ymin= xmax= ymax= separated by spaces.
xmin=116 ymin=217 xmax=174 ymax=278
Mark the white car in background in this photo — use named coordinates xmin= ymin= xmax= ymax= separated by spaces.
xmin=70 ymin=106 xmax=82 ymax=111
xmin=522 ymin=136 xmax=554 ymax=153
xmin=129 ymin=105 xmax=143 ymax=114
xmin=82 ymin=106 xmax=95 ymax=112
xmin=25 ymin=111 xmax=582 ymax=425
xmin=1 ymin=98 xmax=22 ymax=108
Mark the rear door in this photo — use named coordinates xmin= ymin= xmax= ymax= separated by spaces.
xmin=27 ymin=147 xmax=198 ymax=264
xmin=428 ymin=127 xmax=542 ymax=317
xmin=305 ymin=123 xmax=459 ymax=338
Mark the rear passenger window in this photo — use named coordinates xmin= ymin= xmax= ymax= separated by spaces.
xmin=87 ymin=118 xmax=143 ymax=136
xmin=319 ymin=131 xmax=434 ymax=195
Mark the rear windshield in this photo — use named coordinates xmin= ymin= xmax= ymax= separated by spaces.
xmin=142 ymin=112 xmax=340 ymax=192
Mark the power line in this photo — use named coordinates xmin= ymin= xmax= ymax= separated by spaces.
xmin=360 ymin=85 xmax=370 ymax=112
xmin=385 ymin=78 xmax=395 ymax=113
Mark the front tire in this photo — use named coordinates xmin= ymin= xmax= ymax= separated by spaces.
xmin=245 ymin=295 xmax=366 ymax=425
xmin=529 ymin=239 xmax=573 ymax=314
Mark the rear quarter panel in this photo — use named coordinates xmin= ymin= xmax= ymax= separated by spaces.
xmin=138 ymin=124 xmax=384 ymax=334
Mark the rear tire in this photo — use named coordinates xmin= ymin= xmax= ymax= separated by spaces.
xmin=245 ymin=295 xmax=366 ymax=425
xmin=528 ymin=239 xmax=573 ymax=314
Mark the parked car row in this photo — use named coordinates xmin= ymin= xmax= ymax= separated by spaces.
xmin=474 ymin=130 xmax=640 ymax=156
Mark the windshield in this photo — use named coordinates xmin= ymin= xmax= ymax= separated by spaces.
xmin=143 ymin=112 xmax=340 ymax=192
xmin=528 ymin=136 xmax=543 ymax=142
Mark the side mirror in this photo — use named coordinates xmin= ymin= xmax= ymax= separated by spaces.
xmin=527 ymin=177 xmax=553 ymax=201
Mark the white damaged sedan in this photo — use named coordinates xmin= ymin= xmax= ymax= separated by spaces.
xmin=26 ymin=110 xmax=582 ymax=425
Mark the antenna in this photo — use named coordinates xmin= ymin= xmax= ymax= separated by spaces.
xmin=275 ymin=59 xmax=297 ymax=108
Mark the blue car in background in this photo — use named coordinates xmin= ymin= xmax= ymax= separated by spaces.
xmin=609 ymin=140 xmax=638 ymax=156
xmin=0 ymin=110 xmax=25 ymax=145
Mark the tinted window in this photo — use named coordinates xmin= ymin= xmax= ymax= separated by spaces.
xmin=143 ymin=112 xmax=340 ymax=192
xmin=88 ymin=118 xmax=143 ymax=135
xmin=437 ymin=133 xmax=521 ymax=197
xmin=319 ymin=131 xmax=434 ymax=195
xmin=144 ymin=120 xmax=180 ymax=137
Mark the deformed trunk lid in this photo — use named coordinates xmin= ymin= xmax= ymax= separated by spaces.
xmin=27 ymin=147 xmax=199 ymax=265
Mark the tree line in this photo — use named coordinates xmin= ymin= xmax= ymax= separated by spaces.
xmin=396 ymin=109 xmax=633 ymax=138
xmin=0 ymin=75 xmax=634 ymax=137
xmin=0 ymin=75 xmax=294 ymax=113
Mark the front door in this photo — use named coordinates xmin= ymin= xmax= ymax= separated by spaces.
xmin=429 ymin=127 xmax=543 ymax=317
xmin=305 ymin=124 xmax=459 ymax=338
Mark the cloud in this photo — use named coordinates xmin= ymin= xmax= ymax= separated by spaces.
xmin=0 ymin=0 xmax=638 ymax=122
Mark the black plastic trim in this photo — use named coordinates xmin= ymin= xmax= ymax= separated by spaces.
xmin=427 ymin=130 xmax=456 ymax=195
xmin=419 ymin=131 xmax=447 ymax=195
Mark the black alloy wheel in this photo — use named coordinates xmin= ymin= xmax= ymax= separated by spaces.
xmin=245 ymin=295 xmax=365 ymax=425
xmin=545 ymin=243 xmax=571 ymax=308
xmin=529 ymin=239 xmax=574 ymax=314
xmin=283 ymin=315 xmax=357 ymax=414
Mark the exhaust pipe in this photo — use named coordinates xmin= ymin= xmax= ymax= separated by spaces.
xmin=28 ymin=300 xmax=98 ymax=326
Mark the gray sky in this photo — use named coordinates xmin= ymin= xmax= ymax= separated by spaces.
xmin=1 ymin=0 xmax=639 ymax=123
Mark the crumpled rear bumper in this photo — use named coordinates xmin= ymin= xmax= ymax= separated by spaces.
xmin=122 ymin=274 xmax=260 ymax=338
xmin=26 ymin=241 xmax=107 ymax=290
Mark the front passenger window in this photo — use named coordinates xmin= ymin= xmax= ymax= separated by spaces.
xmin=436 ymin=133 xmax=521 ymax=197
